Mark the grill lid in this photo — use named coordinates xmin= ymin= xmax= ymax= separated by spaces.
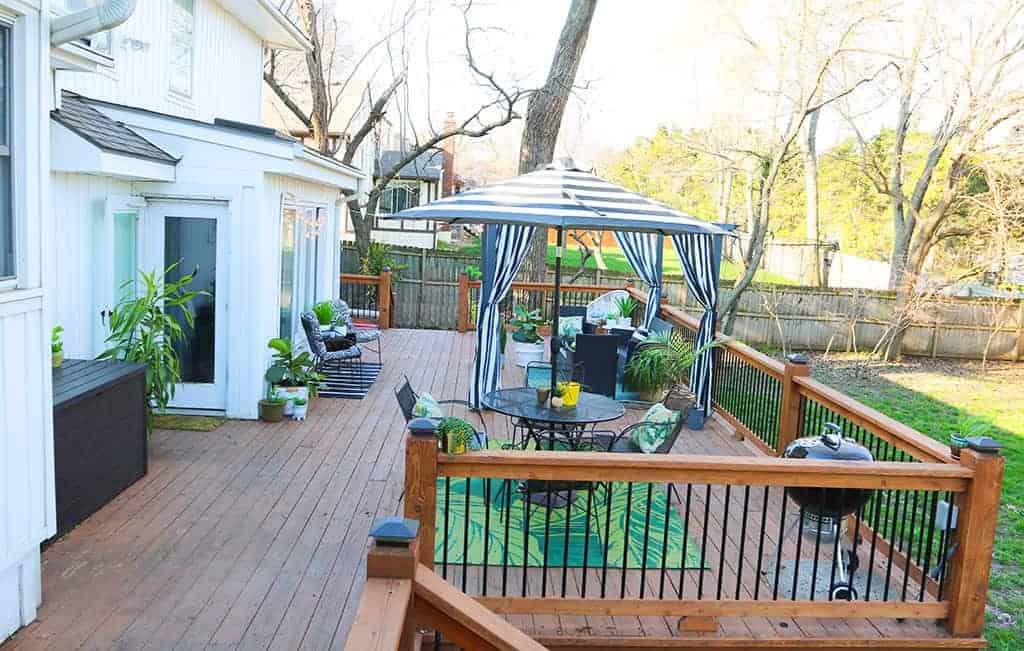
xmin=784 ymin=423 xmax=873 ymax=463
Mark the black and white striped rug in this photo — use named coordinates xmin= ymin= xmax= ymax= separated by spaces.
xmin=316 ymin=362 xmax=382 ymax=399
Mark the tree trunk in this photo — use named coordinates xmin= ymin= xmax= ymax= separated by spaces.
xmin=347 ymin=197 xmax=373 ymax=262
xmin=801 ymin=109 xmax=821 ymax=286
xmin=518 ymin=0 xmax=598 ymax=281
xmin=297 ymin=0 xmax=331 ymax=154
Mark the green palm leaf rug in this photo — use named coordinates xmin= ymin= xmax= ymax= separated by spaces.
xmin=435 ymin=476 xmax=706 ymax=570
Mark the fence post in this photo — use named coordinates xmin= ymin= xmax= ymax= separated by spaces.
xmin=945 ymin=445 xmax=1004 ymax=638
xmin=378 ymin=267 xmax=392 ymax=329
xmin=404 ymin=418 xmax=438 ymax=570
xmin=776 ymin=353 xmax=810 ymax=455
xmin=457 ymin=272 xmax=469 ymax=333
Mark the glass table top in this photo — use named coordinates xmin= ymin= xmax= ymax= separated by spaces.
xmin=482 ymin=387 xmax=624 ymax=425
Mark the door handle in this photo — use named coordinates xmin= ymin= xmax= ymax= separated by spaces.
xmin=100 ymin=309 xmax=108 ymax=326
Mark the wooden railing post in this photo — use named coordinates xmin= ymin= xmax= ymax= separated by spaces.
xmin=378 ymin=267 xmax=393 ymax=329
xmin=404 ymin=418 xmax=438 ymax=570
xmin=945 ymin=445 xmax=1004 ymax=638
xmin=776 ymin=353 xmax=810 ymax=455
xmin=457 ymin=272 xmax=469 ymax=332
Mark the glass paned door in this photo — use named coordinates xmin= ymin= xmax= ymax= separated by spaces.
xmin=164 ymin=216 xmax=217 ymax=383
xmin=278 ymin=205 xmax=321 ymax=341
xmin=148 ymin=201 xmax=228 ymax=411
xmin=113 ymin=211 xmax=138 ymax=303
xmin=95 ymin=198 xmax=144 ymax=356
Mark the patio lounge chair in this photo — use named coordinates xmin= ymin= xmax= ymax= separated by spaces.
xmin=330 ymin=299 xmax=382 ymax=364
xmin=300 ymin=312 xmax=368 ymax=392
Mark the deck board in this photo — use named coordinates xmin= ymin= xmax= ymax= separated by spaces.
xmin=2 ymin=329 xmax=971 ymax=650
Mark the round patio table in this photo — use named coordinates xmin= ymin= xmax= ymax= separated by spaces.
xmin=482 ymin=387 xmax=624 ymax=450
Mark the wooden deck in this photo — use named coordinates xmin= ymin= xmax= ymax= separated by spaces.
xmin=2 ymin=330 xmax=974 ymax=650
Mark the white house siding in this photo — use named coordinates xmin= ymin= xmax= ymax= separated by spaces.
xmin=1 ymin=0 xmax=55 ymax=641
xmin=50 ymin=173 xmax=133 ymax=359
xmin=57 ymin=0 xmax=263 ymax=124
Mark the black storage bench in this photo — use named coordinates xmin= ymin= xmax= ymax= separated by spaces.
xmin=50 ymin=358 xmax=148 ymax=541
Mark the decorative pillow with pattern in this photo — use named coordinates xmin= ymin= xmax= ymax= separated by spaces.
xmin=412 ymin=392 xmax=446 ymax=418
xmin=630 ymin=403 xmax=680 ymax=453
xmin=559 ymin=316 xmax=584 ymax=339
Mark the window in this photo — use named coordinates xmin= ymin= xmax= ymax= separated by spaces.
xmin=170 ymin=0 xmax=194 ymax=97
xmin=0 ymin=25 xmax=12 ymax=281
xmin=378 ymin=181 xmax=420 ymax=214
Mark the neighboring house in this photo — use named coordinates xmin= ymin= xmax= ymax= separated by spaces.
xmin=2 ymin=1 xmax=361 ymax=640
xmin=50 ymin=0 xmax=363 ymax=418
xmin=350 ymin=147 xmax=446 ymax=249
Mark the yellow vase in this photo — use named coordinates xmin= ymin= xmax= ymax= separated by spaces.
xmin=558 ymin=381 xmax=581 ymax=407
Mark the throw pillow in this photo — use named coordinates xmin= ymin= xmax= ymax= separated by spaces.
xmin=630 ymin=403 xmax=680 ymax=453
xmin=412 ymin=392 xmax=446 ymax=418
xmin=559 ymin=316 xmax=584 ymax=340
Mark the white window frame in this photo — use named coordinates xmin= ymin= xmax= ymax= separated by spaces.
xmin=0 ymin=15 xmax=15 ymax=292
xmin=169 ymin=0 xmax=195 ymax=99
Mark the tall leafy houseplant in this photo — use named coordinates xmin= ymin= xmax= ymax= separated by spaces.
xmin=99 ymin=264 xmax=203 ymax=433
xmin=625 ymin=332 xmax=722 ymax=402
xmin=508 ymin=304 xmax=546 ymax=367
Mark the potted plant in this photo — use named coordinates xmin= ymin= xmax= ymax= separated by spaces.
xmin=265 ymin=337 xmax=321 ymax=416
xmin=438 ymin=416 xmax=476 ymax=455
xmin=625 ymin=332 xmax=722 ymax=404
xmin=258 ymin=388 xmax=286 ymax=422
xmin=311 ymin=302 xmax=336 ymax=333
xmin=292 ymin=396 xmax=309 ymax=421
xmin=950 ymin=415 xmax=989 ymax=459
xmin=614 ymin=296 xmax=638 ymax=327
xmin=51 ymin=326 xmax=65 ymax=368
xmin=508 ymin=304 xmax=546 ymax=367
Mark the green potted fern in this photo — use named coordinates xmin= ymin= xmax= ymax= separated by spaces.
xmin=625 ymin=332 xmax=722 ymax=406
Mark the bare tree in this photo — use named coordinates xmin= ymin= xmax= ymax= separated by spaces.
xmin=843 ymin=1 xmax=1024 ymax=359
xmin=519 ymin=0 xmax=599 ymax=281
xmin=800 ymin=108 xmax=822 ymax=285
xmin=717 ymin=0 xmax=890 ymax=332
xmin=265 ymin=0 xmax=532 ymax=259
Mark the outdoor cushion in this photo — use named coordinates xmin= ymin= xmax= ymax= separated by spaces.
xmin=412 ymin=392 xmax=445 ymax=418
xmin=631 ymin=403 xmax=681 ymax=453
xmin=559 ymin=315 xmax=584 ymax=343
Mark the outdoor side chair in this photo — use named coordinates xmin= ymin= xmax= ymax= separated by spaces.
xmin=330 ymin=299 xmax=382 ymax=365
xmin=393 ymin=374 xmax=488 ymax=447
xmin=300 ymin=312 xmax=368 ymax=392
xmin=573 ymin=333 xmax=619 ymax=398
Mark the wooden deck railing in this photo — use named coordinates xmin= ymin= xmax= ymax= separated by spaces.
xmin=399 ymin=420 xmax=1002 ymax=644
xmin=340 ymin=271 xmax=392 ymax=328
xmin=626 ymin=287 xmax=956 ymax=464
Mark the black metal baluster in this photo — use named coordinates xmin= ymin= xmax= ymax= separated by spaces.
xmin=735 ymin=486 xmax=751 ymax=601
xmin=809 ymin=508 xmax=824 ymax=600
xmin=522 ymin=486 xmax=531 ymax=597
xmin=937 ymin=490 xmax=956 ymax=600
xmin=541 ymin=480 xmax=552 ymax=597
xmin=791 ymin=504 xmax=806 ymax=600
xmin=581 ymin=482 xmax=594 ymax=597
xmin=483 ymin=478 xmax=491 ymax=596
xmin=698 ymin=484 xmax=712 ymax=599
xmin=678 ymin=484 xmax=693 ymax=599
xmin=462 ymin=479 xmax=471 ymax=592
xmin=621 ymin=482 xmax=634 ymax=599
xmin=561 ymin=486 xmax=573 ymax=598
xmin=882 ymin=490 xmax=904 ymax=601
xmin=901 ymin=490 xmax=920 ymax=601
xmin=442 ymin=477 xmax=451 ymax=581
xmin=773 ymin=488 xmax=789 ymax=600
xmin=919 ymin=491 xmax=939 ymax=602
xmin=640 ymin=483 xmax=654 ymax=598
xmin=659 ymin=484 xmax=672 ymax=599
xmin=716 ymin=485 xmax=731 ymax=599
xmin=601 ymin=482 xmax=613 ymax=598
xmin=865 ymin=488 xmax=884 ymax=601
xmin=502 ymin=478 xmax=511 ymax=596
xmin=754 ymin=486 xmax=770 ymax=600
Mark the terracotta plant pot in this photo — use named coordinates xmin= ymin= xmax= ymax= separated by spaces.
xmin=258 ymin=399 xmax=285 ymax=423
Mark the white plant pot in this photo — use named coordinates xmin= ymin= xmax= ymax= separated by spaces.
xmin=618 ymin=317 xmax=633 ymax=328
xmin=292 ymin=404 xmax=308 ymax=420
xmin=514 ymin=341 xmax=545 ymax=367
xmin=274 ymin=385 xmax=309 ymax=416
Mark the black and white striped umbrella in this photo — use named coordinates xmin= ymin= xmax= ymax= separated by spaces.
xmin=386 ymin=164 xmax=727 ymax=416
xmin=383 ymin=167 xmax=728 ymax=236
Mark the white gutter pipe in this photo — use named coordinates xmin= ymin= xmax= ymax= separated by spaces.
xmin=51 ymin=0 xmax=138 ymax=47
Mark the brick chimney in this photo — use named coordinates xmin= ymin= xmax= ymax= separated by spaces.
xmin=441 ymin=112 xmax=457 ymax=197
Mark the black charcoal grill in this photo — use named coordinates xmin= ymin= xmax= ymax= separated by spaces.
xmin=776 ymin=423 xmax=874 ymax=600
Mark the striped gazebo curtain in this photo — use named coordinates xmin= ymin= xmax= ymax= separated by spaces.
xmin=671 ymin=232 xmax=718 ymax=416
xmin=470 ymin=223 xmax=537 ymax=408
xmin=613 ymin=231 xmax=663 ymax=330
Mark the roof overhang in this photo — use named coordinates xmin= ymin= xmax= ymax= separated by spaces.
xmin=50 ymin=41 xmax=115 ymax=72
xmin=215 ymin=0 xmax=311 ymax=51
xmin=51 ymin=121 xmax=177 ymax=181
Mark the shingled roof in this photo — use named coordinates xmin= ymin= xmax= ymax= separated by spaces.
xmin=51 ymin=91 xmax=179 ymax=164
xmin=374 ymin=148 xmax=444 ymax=181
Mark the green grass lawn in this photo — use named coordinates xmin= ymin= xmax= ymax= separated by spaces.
xmin=450 ymin=242 xmax=795 ymax=285
xmin=809 ymin=355 xmax=1023 ymax=649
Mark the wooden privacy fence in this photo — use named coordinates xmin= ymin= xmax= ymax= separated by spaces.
xmin=399 ymin=420 xmax=1001 ymax=644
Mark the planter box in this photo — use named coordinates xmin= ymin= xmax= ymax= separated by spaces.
xmin=50 ymin=359 xmax=148 ymax=542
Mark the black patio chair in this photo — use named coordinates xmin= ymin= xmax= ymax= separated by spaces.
xmin=300 ymin=312 xmax=367 ymax=392
xmin=330 ymin=299 xmax=382 ymax=365
xmin=573 ymin=333 xmax=619 ymax=398
xmin=393 ymin=375 xmax=487 ymax=449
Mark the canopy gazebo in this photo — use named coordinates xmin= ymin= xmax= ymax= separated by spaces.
xmin=386 ymin=163 xmax=733 ymax=422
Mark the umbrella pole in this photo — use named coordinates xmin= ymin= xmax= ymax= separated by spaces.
xmin=550 ymin=226 xmax=564 ymax=393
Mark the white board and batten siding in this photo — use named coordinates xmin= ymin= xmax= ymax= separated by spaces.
xmin=58 ymin=0 xmax=264 ymax=124
xmin=1 ymin=0 xmax=57 ymax=641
